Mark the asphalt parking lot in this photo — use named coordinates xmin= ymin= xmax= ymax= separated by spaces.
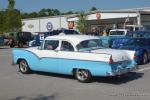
xmin=0 ymin=47 xmax=150 ymax=100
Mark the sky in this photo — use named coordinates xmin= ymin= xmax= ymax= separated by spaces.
xmin=1 ymin=0 xmax=150 ymax=13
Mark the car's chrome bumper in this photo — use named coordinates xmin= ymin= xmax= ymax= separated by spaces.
xmin=107 ymin=65 xmax=138 ymax=76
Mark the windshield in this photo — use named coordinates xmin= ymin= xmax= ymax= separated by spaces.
xmin=109 ymin=31 xmax=125 ymax=36
xmin=126 ymin=32 xmax=144 ymax=38
xmin=76 ymin=39 xmax=104 ymax=51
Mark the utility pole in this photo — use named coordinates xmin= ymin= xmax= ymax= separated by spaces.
xmin=59 ymin=14 xmax=61 ymax=28
xmin=137 ymin=11 xmax=141 ymax=26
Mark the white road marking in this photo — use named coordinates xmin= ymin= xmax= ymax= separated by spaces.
xmin=137 ymin=66 xmax=150 ymax=72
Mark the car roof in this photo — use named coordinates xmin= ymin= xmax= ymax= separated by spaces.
xmin=127 ymin=31 xmax=150 ymax=34
xmin=110 ymin=29 xmax=128 ymax=31
xmin=45 ymin=35 xmax=99 ymax=45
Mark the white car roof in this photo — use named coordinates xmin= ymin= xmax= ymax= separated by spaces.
xmin=45 ymin=35 xmax=99 ymax=46
xmin=110 ymin=29 xmax=128 ymax=31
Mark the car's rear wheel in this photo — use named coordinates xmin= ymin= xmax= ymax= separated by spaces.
xmin=142 ymin=52 xmax=148 ymax=64
xmin=19 ymin=59 xmax=31 ymax=74
xmin=75 ymin=69 xmax=92 ymax=83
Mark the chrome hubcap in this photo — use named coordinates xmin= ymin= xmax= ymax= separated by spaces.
xmin=143 ymin=54 xmax=148 ymax=64
xmin=20 ymin=61 xmax=27 ymax=72
xmin=76 ymin=69 xmax=88 ymax=81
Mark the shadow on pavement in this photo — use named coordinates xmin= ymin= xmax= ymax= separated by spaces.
xmin=10 ymin=93 xmax=58 ymax=100
xmin=31 ymin=71 xmax=144 ymax=84
xmin=0 ymin=47 xmax=10 ymax=49
xmin=33 ymin=71 xmax=74 ymax=80
xmin=93 ymin=72 xmax=144 ymax=84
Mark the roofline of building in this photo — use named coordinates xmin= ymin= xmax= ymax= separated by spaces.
xmin=117 ymin=7 xmax=150 ymax=11
xmin=67 ymin=10 xmax=140 ymax=19
xmin=22 ymin=14 xmax=77 ymax=21
xmin=22 ymin=7 xmax=150 ymax=21
xmin=67 ymin=8 xmax=150 ymax=19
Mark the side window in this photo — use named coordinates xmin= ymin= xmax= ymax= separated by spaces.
xmin=61 ymin=41 xmax=74 ymax=51
xmin=44 ymin=40 xmax=59 ymax=50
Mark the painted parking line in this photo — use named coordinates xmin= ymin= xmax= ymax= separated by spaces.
xmin=137 ymin=66 xmax=150 ymax=72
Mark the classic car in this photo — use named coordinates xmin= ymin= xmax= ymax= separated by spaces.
xmin=112 ymin=38 xmax=150 ymax=64
xmin=99 ymin=30 xmax=150 ymax=48
xmin=126 ymin=31 xmax=150 ymax=38
xmin=12 ymin=35 xmax=137 ymax=82
xmin=99 ymin=29 xmax=129 ymax=47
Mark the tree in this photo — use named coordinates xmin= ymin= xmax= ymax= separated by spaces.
xmin=76 ymin=11 xmax=88 ymax=34
xmin=4 ymin=0 xmax=22 ymax=32
xmin=28 ymin=12 xmax=38 ymax=18
xmin=0 ymin=11 xmax=7 ymax=34
xmin=64 ymin=11 xmax=74 ymax=15
xmin=90 ymin=7 xmax=97 ymax=11
xmin=21 ymin=13 xmax=30 ymax=19
xmin=8 ymin=0 xmax=15 ymax=11
xmin=5 ymin=9 xmax=22 ymax=32
xmin=38 ymin=8 xmax=47 ymax=17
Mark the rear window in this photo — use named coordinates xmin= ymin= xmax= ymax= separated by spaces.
xmin=76 ymin=39 xmax=103 ymax=51
xmin=126 ymin=33 xmax=143 ymax=38
xmin=109 ymin=31 xmax=125 ymax=36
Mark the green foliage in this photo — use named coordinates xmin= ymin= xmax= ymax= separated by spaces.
xmin=5 ymin=9 xmax=22 ymax=32
xmin=8 ymin=0 xmax=15 ymax=11
xmin=76 ymin=12 xmax=88 ymax=34
xmin=0 ymin=2 xmax=97 ymax=35
xmin=0 ymin=11 xmax=7 ymax=34
xmin=90 ymin=7 xmax=97 ymax=11
xmin=0 ymin=0 xmax=22 ymax=34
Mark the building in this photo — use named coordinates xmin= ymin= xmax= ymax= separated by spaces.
xmin=22 ymin=7 xmax=150 ymax=33
xmin=22 ymin=15 xmax=71 ymax=32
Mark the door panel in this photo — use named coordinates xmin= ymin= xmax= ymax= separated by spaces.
xmin=30 ymin=49 xmax=58 ymax=73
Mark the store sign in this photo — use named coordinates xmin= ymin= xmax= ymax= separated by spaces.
xmin=96 ymin=12 xmax=101 ymax=20
xmin=28 ymin=24 xmax=34 ymax=29
xmin=46 ymin=22 xmax=53 ymax=31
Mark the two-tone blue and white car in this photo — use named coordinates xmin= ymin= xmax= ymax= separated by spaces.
xmin=12 ymin=35 xmax=137 ymax=82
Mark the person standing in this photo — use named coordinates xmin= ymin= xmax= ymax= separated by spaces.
xmin=91 ymin=27 xmax=99 ymax=36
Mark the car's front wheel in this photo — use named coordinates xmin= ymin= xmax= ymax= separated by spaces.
xmin=19 ymin=59 xmax=31 ymax=74
xmin=75 ymin=69 xmax=92 ymax=83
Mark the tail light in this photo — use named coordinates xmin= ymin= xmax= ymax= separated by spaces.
xmin=109 ymin=56 xmax=114 ymax=64
xmin=134 ymin=50 xmax=139 ymax=60
xmin=133 ymin=55 xmax=137 ymax=60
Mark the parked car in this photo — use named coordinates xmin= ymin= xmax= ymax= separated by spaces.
xmin=112 ymin=38 xmax=150 ymax=64
xmin=109 ymin=29 xmax=129 ymax=36
xmin=126 ymin=31 xmax=150 ymax=38
xmin=4 ymin=32 xmax=34 ymax=48
xmin=0 ymin=36 xmax=4 ymax=46
xmin=99 ymin=29 xmax=129 ymax=47
xmin=124 ymin=25 xmax=144 ymax=31
xmin=12 ymin=35 xmax=137 ymax=82
xmin=99 ymin=30 xmax=150 ymax=48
